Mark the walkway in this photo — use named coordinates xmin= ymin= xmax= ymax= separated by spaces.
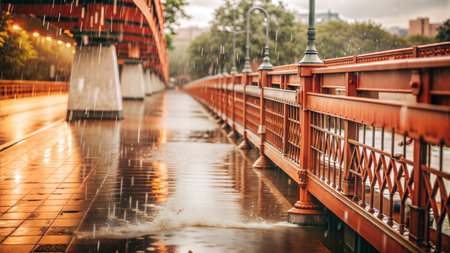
xmin=0 ymin=95 xmax=68 ymax=147
xmin=0 ymin=91 xmax=331 ymax=252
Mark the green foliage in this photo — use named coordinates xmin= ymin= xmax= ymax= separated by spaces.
xmin=0 ymin=12 xmax=37 ymax=80
xmin=406 ymin=34 xmax=437 ymax=46
xmin=163 ymin=0 xmax=190 ymax=49
xmin=0 ymin=12 xmax=73 ymax=81
xmin=163 ymin=0 xmax=190 ymax=34
xmin=437 ymin=19 xmax=450 ymax=42
xmin=189 ymin=0 xmax=305 ymax=79
xmin=316 ymin=21 xmax=408 ymax=59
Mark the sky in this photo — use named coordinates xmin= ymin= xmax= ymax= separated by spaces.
xmin=176 ymin=0 xmax=450 ymax=29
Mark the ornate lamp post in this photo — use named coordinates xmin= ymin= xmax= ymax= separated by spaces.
xmin=217 ymin=26 xmax=245 ymax=75
xmin=299 ymin=0 xmax=323 ymax=64
xmin=242 ymin=6 xmax=273 ymax=73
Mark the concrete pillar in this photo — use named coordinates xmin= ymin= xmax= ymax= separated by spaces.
xmin=144 ymin=69 xmax=153 ymax=96
xmin=120 ymin=63 xmax=146 ymax=100
xmin=151 ymin=73 xmax=165 ymax=93
xmin=67 ymin=45 xmax=123 ymax=120
xmin=150 ymin=73 xmax=156 ymax=93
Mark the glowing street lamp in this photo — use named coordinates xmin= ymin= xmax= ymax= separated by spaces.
xmin=12 ymin=25 xmax=20 ymax=30
xmin=65 ymin=43 xmax=71 ymax=48
xmin=33 ymin=32 xmax=39 ymax=37
xmin=57 ymin=40 xmax=63 ymax=45
xmin=46 ymin=36 xmax=52 ymax=41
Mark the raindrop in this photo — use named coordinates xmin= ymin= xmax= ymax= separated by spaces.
xmin=137 ymin=125 xmax=141 ymax=143
xmin=92 ymin=224 xmax=96 ymax=239
xmin=119 ymin=177 xmax=123 ymax=197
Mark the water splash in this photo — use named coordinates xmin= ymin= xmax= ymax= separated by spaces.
xmin=78 ymin=203 xmax=296 ymax=239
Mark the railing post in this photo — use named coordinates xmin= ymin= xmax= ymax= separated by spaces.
xmin=342 ymin=72 xmax=358 ymax=198
xmin=228 ymin=74 xmax=237 ymax=137
xmin=238 ymin=73 xmax=250 ymax=149
xmin=409 ymin=139 xmax=427 ymax=245
xmin=253 ymin=69 xmax=274 ymax=168
xmin=282 ymin=102 xmax=289 ymax=155
xmin=221 ymin=75 xmax=229 ymax=128
xmin=288 ymin=65 xmax=326 ymax=225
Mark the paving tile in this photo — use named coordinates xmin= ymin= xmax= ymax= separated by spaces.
xmin=21 ymin=219 xmax=52 ymax=228
xmin=10 ymin=227 xmax=45 ymax=236
xmin=35 ymin=206 xmax=63 ymax=212
xmin=31 ymin=212 xmax=60 ymax=219
xmin=0 ymin=219 xmax=23 ymax=228
xmin=46 ymin=226 xmax=76 ymax=236
xmin=52 ymin=219 xmax=79 ymax=227
xmin=41 ymin=200 xmax=68 ymax=206
xmin=0 ymin=213 xmax=30 ymax=220
xmin=47 ymin=194 xmax=73 ymax=200
xmin=2 ymin=235 xmax=41 ymax=244
xmin=39 ymin=235 xmax=72 ymax=244
xmin=0 ymin=228 xmax=14 ymax=236
xmin=0 ymin=244 xmax=34 ymax=253
xmin=7 ymin=206 xmax=37 ymax=213
xmin=34 ymin=244 xmax=67 ymax=252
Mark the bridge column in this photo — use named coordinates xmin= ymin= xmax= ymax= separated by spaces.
xmin=150 ymin=72 xmax=164 ymax=93
xmin=144 ymin=69 xmax=153 ymax=96
xmin=120 ymin=63 xmax=146 ymax=100
xmin=67 ymin=45 xmax=122 ymax=120
xmin=288 ymin=65 xmax=326 ymax=225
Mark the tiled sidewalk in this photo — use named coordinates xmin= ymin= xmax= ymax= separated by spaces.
xmin=0 ymin=121 xmax=114 ymax=252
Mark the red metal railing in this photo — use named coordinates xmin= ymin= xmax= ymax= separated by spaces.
xmin=0 ymin=80 xmax=69 ymax=99
xmin=184 ymin=42 xmax=450 ymax=252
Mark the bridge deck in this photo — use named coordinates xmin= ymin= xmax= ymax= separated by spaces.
xmin=0 ymin=91 xmax=337 ymax=252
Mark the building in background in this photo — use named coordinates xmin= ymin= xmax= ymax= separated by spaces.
xmin=408 ymin=17 xmax=441 ymax=37
xmin=172 ymin=27 xmax=208 ymax=41
xmin=295 ymin=10 xmax=343 ymax=24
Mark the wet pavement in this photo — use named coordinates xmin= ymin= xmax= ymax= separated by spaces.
xmin=0 ymin=91 xmax=331 ymax=252
xmin=0 ymin=95 xmax=68 ymax=146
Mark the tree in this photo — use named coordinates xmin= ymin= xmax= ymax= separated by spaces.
xmin=437 ymin=19 xmax=450 ymax=42
xmin=0 ymin=12 xmax=37 ymax=80
xmin=163 ymin=0 xmax=190 ymax=49
xmin=188 ymin=0 xmax=306 ymax=79
xmin=406 ymin=34 xmax=437 ymax=46
xmin=315 ymin=21 xmax=408 ymax=59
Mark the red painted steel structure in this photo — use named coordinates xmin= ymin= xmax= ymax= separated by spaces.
xmin=2 ymin=0 xmax=169 ymax=84
xmin=184 ymin=42 xmax=450 ymax=253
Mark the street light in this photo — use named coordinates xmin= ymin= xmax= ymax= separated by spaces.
xmin=298 ymin=0 xmax=323 ymax=64
xmin=33 ymin=32 xmax=39 ymax=37
xmin=242 ymin=6 xmax=273 ymax=73
xmin=217 ymin=26 xmax=245 ymax=74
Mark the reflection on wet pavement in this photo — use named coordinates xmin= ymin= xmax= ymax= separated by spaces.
xmin=0 ymin=95 xmax=68 ymax=146
xmin=1 ymin=91 xmax=330 ymax=252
